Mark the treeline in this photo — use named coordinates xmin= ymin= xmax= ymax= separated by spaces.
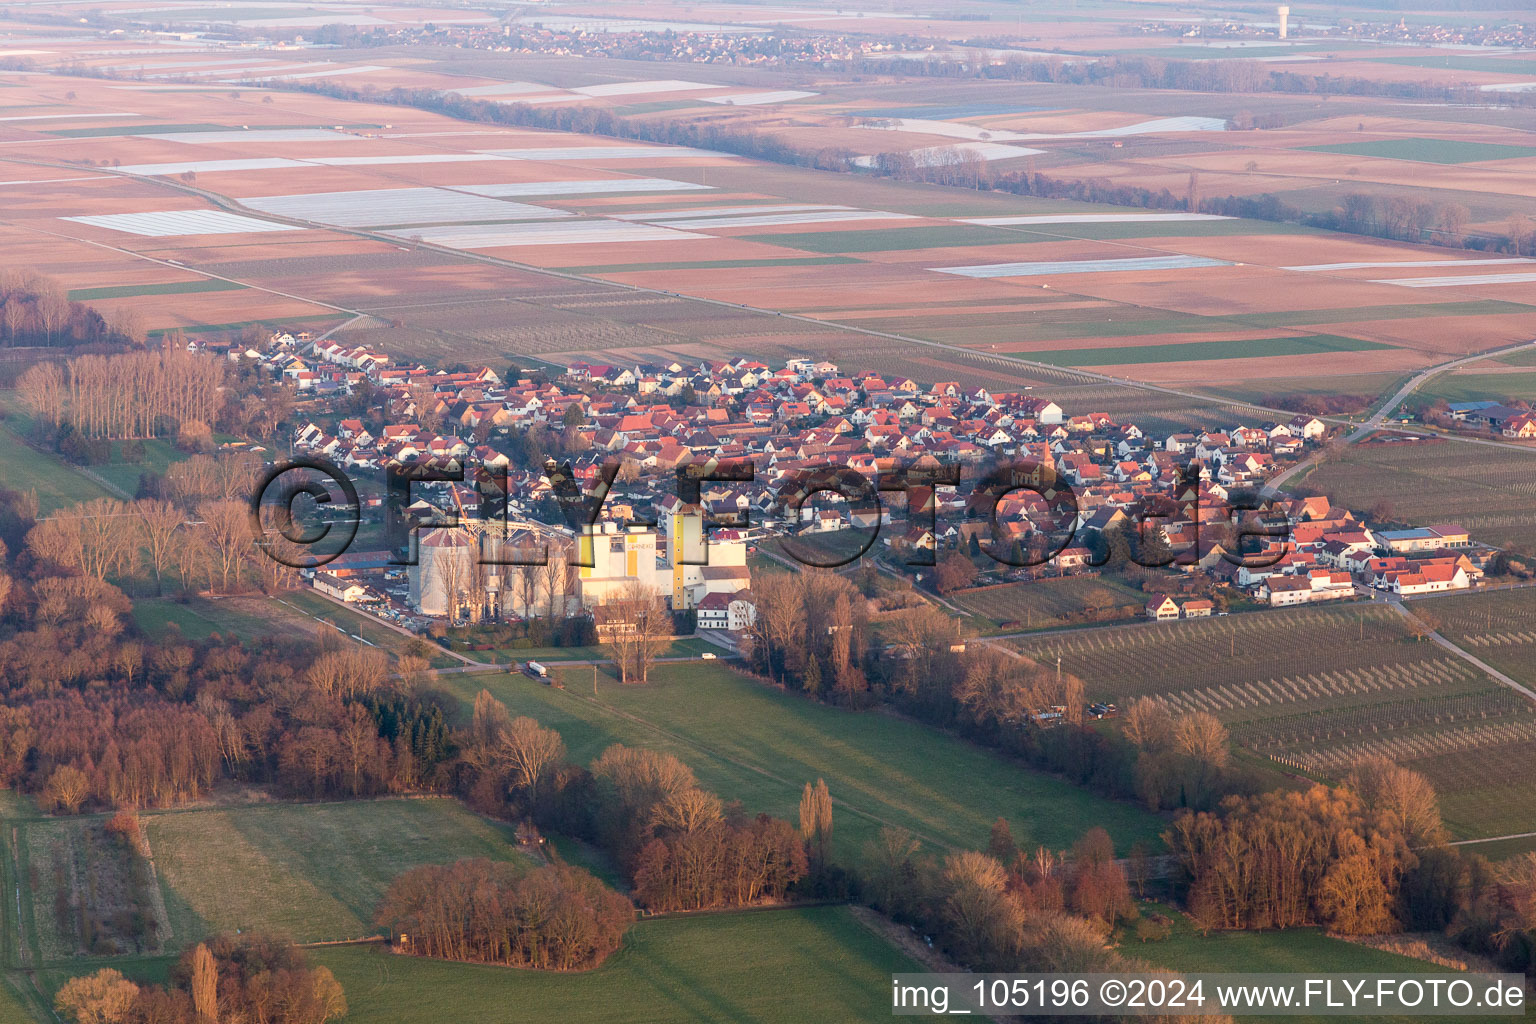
xmin=21 ymin=449 xmax=317 ymax=599
xmin=0 ymin=270 xmax=145 ymax=349
xmin=55 ymin=933 xmax=345 ymax=1024
xmin=1166 ymin=759 xmax=1536 ymax=973
xmin=286 ymin=79 xmax=1532 ymax=254
xmin=376 ymin=859 xmax=633 ymax=970
xmin=295 ymin=81 xmax=856 ymax=171
xmin=862 ymin=822 xmax=1229 ymax=1022
xmin=746 ymin=572 xmax=1246 ymax=815
xmin=455 ymin=694 xmax=809 ymax=913
xmin=865 ymin=51 xmax=1536 ymax=108
xmin=18 ymin=347 xmax=225 ymax=440
xmin=0 ymin=482 xmax=453 ymax=811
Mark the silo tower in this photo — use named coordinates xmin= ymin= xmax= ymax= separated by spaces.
xmin=1277 ymin=5 xmax=1290 ymax=39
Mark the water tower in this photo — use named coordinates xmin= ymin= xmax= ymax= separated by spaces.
xmin=1277 ymin=5 xmax=1290 ymax=39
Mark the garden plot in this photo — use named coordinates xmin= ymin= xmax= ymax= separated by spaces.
xmin=934 ymin=255 xmax=1232 ymax=278
xmin=64 ymin=209 xmax=294 ymax=236
xmin=238 ymin=187 xmax=570 ymax=228
xmin=383 ymin=220 xmax=705 ymax=248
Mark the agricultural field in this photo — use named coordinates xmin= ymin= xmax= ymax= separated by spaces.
xmin=950 ymin=575 xmax=1148 ymax=632
xmin=18 ymin=817 xmax=164 ymax=963
xmin=130 ymin=592 xmax=456 ymax=666
xmin=143 ymin=799 xmax=527 ymax=946
xmin=36 ymin=906 xmax=918 ymax=1024
xmin=1295 ymin=439 xmax=1536 ymax=553
xmin=434 ymin=662 xmax=1166 ymax=857
xmin=1133 ymin=903 xmax=1445 ymax=1024
xmin=1013 ymin=602 xmax=1536 ymax=838
xmin=0 ymin=71 xmax=1532 ymax=404
xmin=0 ymin=421 xmax=115 ymax=513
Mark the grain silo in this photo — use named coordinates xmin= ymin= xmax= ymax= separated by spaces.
xmin=409 ymin=528 xmax=476 ymax=618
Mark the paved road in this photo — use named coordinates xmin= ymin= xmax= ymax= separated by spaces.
xmin=1385 ymin=597 xmax=1536 ymax=702
xmin=1263 ymin=337 xmax=1536 ymax=497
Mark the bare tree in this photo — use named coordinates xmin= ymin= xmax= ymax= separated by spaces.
xmin=498 ymin=716 xmax=566 ymax=801
xmin=599 ymin=582 xmax=671 ymax=685
xmin=196 ymin=499 xmax=250 ymax=592
xmin=134 ymin=499 xmax=182 ymax=594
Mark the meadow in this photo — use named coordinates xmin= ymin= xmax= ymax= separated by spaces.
xmin=433 ymin=662 xmax=1166 ymax=857
xmin=324 ymin=907 xmax=919 ymax=1024
xmin=143 ymin=799 xmax=526 ymax=946
xmin=0 ymin=421 xmax=114 ymax=513
xmin=1132 ymin=903 xmax=1446 ymax=1024
xmin=950 ymin=575 xmax=1147 ymax=631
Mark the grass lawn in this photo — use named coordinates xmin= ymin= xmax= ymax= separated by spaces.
xmin=435 ymin=662 xmax=1166 ymax=858
xmin=952 ymin=575 xmax=1148 ymax=632
xmin=311 ymin=905 xmax=917 ymax=1024
xmin=91 ymin=438 xmax=191 ymax=495
xmin=1301 ymin=138 xmax=1536 ymax=165
xmin=0 ymin=978 xmax=37 ymax=1024
xmin=0 ymin=421 xmax=114 ymax=513
xmin=1130 ymin=904 xmax=1444 ymax=1024
xmin=145 ymin=799 xmax=526 ymax=946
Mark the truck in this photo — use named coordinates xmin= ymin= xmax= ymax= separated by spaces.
xmin=523 ymin=660 xmax=548 ymax=679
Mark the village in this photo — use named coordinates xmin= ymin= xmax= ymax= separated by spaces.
xmin=193 ymin=328 xmax=1501 ymax=654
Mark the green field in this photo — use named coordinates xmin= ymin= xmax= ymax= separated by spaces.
xmin=1220 ymin=299 xmax=1534 ymax=329
xmin=1370 ymin=54 xmax=1536 ymax=76
xmin=1420 ymin=371 xmax=1536 ymax=405
xmin=66 ymin=280 xmax=246 ymax=301
xmin=1022 ymin=334 xmax=1389 ymax=368
xmin=0 ymin=422 xmax=114 ymax=513
xmin=1301 ymin=138 xmax=1536 ymax=165
xmin=147 ymin=314 xmax=343 ymax=338
xmin=312 ymin=906 xmax=915 ymax=1024
xmin=1133 ymin=904 xmax=1443 ymax=1024
xmin=144 ymin=800 xmax=526 ymax=946
xmin=132 ymin=593 xmax=459 ymax=668
xmin=92 ymin=437 xmax=190 ymax=495
xmin=951 ymin=575 xmax=1148 ymax=631
xmin=436 ymin=662 xmax=1166 ymax=856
